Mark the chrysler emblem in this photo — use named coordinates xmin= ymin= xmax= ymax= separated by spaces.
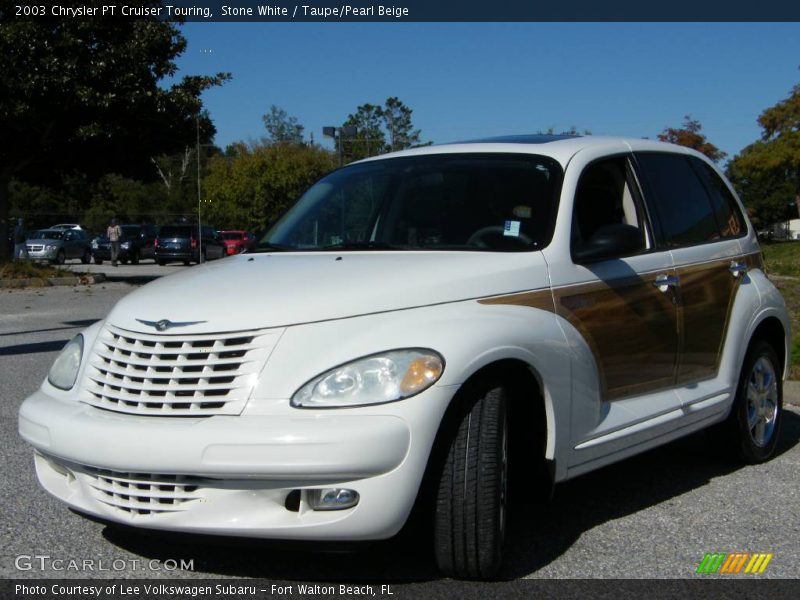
xmin=136 ymin=318 xmax=207 ymax=331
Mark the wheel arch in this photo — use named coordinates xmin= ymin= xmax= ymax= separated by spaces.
xmin=749 ymin=315 xmax=788 ymax=378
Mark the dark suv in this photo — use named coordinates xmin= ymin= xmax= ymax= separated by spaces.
xmin=154 ymin=224 xmax=226 ymax=265
xmin=91 ymin=224 xmax=158 ymax=265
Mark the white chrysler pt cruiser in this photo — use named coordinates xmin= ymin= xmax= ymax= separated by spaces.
xmin=19 ymin=135 xmax=790 ymax=579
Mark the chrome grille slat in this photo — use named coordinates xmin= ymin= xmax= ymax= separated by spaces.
xmin=92 ymin=350 xmax=255 ymax=369
xmin=80 ymin=324 xmax=280 ymax=416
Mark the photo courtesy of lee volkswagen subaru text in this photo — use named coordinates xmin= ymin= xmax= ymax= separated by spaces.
xmin=18 ymin=135 xmax=789 ymax=579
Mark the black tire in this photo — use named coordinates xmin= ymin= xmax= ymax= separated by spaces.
xmin=53 ymin=249 xmax=65 ymax=265
xmin=434 ymin=383 xmax=508 ymax=579
xmin=93 ymin=258 xmax=103 ymax=265
xmin=81 ymin=250 xmax=91 ymax=264
xmin=119 ymin=257 xmax=128 ymax=265
xmin=713 ymin=340 xmax=783 ymax=463
xmin=130 ymin=249 xmax=139 ymax=265
xmin=183 ymin=260 xmax=191 ymax=266
xmin=157 ymin=259 xmax=167 ymax=266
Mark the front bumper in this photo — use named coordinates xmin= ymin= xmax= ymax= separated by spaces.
xmin=26 ymin=248 xmax=58 ymax=261
xmin=19 ymin=386 xmax=454 ymax=540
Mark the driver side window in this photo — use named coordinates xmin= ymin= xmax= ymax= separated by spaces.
xmin=571 ymin=155 xmax=649 ymax=258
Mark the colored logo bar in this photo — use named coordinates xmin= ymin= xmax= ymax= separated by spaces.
xmin=696 ymin=552 xmax=773 ymax=574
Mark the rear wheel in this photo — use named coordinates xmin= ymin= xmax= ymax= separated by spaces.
xmin=81 ymin=250 xmax=91 ymax=264
xmin=157 ymin=259 xmax=166 ymax=266
xmin=714 ymin=340 xmax=783 ymax=463
xmin=434 ymin=382 xmax=508 ymax=579
xmin=93 ymin=257 xmax=103 ymax=265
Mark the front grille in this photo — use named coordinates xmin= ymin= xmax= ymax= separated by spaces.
xmin=86 ymin=467 xmax=205 ymax=515
xmin=82 ymin=324 xmax=282 ymax=416
xmin=28 ymin=245 xmax=43 ymax=251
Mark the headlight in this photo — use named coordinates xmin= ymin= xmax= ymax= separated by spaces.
xmin=291 ymin=349 xmax=444 ymax=408
xmin=91 ymin=240 xmax=98 ymax=249
xmin=45 ymin=244 xmax=58 ymax=251
xmin=47 ymin=335 xmax=84 ymax=390
xmin=121 ymin=241 xmax=130 ymax=249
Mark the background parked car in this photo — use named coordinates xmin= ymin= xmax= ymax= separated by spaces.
xmin=50 ymin=223 xmax=84 ymax=231
xmin=91 ymin=224 xmax=158 ymax=265
xmin=154 ymin=223 xmax=225 ymax=265
xmin=26 ymin=229 xmax=91 ymax=264
xmin=219 ymin=230 xmax=256 ymax=255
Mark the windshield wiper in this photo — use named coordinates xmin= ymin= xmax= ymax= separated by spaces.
xmin=320 ymin=241 xmax=403 ymax=251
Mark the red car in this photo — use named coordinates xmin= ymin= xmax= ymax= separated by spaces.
xmin=220 ymin=230 xmax=255 ymax=255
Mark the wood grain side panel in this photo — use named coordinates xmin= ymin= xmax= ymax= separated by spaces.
xmin=477 ymin=289 xmax=556 ymax=313
xmin=675 ymin=256 xmax=744 ymax=384
xmin=553 ymin=274 xmax=679 ymax=401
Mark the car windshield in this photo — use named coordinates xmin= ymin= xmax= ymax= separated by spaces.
xmin=222 ymin=232 xmax=243 ymax=240
xmin=30 ymin=230 xmax=63 ymax=240
xmin=258 ymin=153 xmax=562 ymax=252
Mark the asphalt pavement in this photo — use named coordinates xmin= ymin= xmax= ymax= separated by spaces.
xmin=1 ymin=267 xmax=799 ymax=584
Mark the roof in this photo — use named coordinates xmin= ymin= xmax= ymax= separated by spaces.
xmin=355 ymin=135 xmax=709 ymax=169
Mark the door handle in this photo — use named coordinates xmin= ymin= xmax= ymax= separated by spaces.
xmin=653 ymin=274 xmax=679 ymax=292
xmin=729 ymin=261 xmax=748 ymax=278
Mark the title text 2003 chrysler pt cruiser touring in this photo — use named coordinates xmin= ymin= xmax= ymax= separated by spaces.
xmin=19 ymin=135 xmax=789 ymax=578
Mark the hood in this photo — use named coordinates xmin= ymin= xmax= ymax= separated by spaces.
xmin=107 ymin=251 xmax=550 ymax=333
xmin=28 ymin=237 xmax=64 ymax=245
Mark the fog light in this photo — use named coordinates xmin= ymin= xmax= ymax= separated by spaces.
xmin=307 ymin=488 xmax=360 ymax=511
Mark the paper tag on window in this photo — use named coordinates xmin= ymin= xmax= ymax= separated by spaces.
xmin=503 ymin=220 xmax=521 ymax=237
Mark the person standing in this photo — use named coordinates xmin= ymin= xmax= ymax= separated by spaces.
xmin=13 ymin=218 xmax=29 ymax=261
xmin=107 ymin=218 xmax=122 ymax=267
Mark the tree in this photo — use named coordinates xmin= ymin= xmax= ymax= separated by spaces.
xmin=340 ymin=103 xmax=386 ymax=163
xmin=657 ymin=116 xmax=727 ymax=163
xmin=727 ymin=82 xmax=800 ymax=228
xmin=0 ymin=4 xmax=230 ymax=258
xmin=262 ymin=105 xmax=305 ymax=144
xmin=337 ymin=97 xmax=427 ymax=163
xmin=202 ymin=141 xmax=336 ymax=232
xmin=382 ymin=97 xmax=421 ymax=152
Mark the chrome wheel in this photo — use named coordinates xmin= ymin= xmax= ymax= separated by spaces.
xmin=745 ymin=357 xmax=779 ymax=447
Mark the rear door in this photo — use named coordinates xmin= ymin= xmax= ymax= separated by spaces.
xmin=633 ymin=152 xmax=746 ymax=386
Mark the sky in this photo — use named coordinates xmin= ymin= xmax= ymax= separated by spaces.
xmin=173 ymin=22 xmax=800 ymax=163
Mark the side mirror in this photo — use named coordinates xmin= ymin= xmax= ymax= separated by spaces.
xmin=573 ymin=223 xmax=644 ymax=263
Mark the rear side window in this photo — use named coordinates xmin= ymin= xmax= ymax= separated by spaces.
xmin=690 ymin=158 xmax=746 ymax=239
xmin=635 ymin=153 xmax=724 ymax=248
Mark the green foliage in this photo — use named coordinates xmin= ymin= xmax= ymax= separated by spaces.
xmin=202 ymin=142 xmax=337 ymax=232
xmin=338 ymin=97 xmax=425 ymax=163
xmin=0 ymin=2 xmax=229 ymax=256
xmin=262 ymin=105 xmax=305 ymax=144
xmin=657 ymin=115 xmax=726 ymax=162
xmin=727 ymin=83 xmax=800 ymax=228
xmin=761 ymin=240 xmax=800 ymax=277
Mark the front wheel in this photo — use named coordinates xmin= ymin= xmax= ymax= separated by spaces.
xmin=434 ymin=382 xmax=508 ymax=579
xmin=81 ymin=250 xmax=91 ymax=264
xmin=715 ymin=341 xmax=783 ymax=463
xmin=130 ymin=249 xmax=139 ymax=265
xmin=53 ymin=250 xmax=65 ymax=265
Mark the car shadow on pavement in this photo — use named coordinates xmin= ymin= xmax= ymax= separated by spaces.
xmin=100 ymin=410 xmax=800 ymax=582
xmin=0 ymin=339 xmax=69 ymax=356
xmin=100 ymin=275 xmax=162 ymax=285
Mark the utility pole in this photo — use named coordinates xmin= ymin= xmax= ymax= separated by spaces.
xmin=196 ymin=116 xmax=202 ymax=263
